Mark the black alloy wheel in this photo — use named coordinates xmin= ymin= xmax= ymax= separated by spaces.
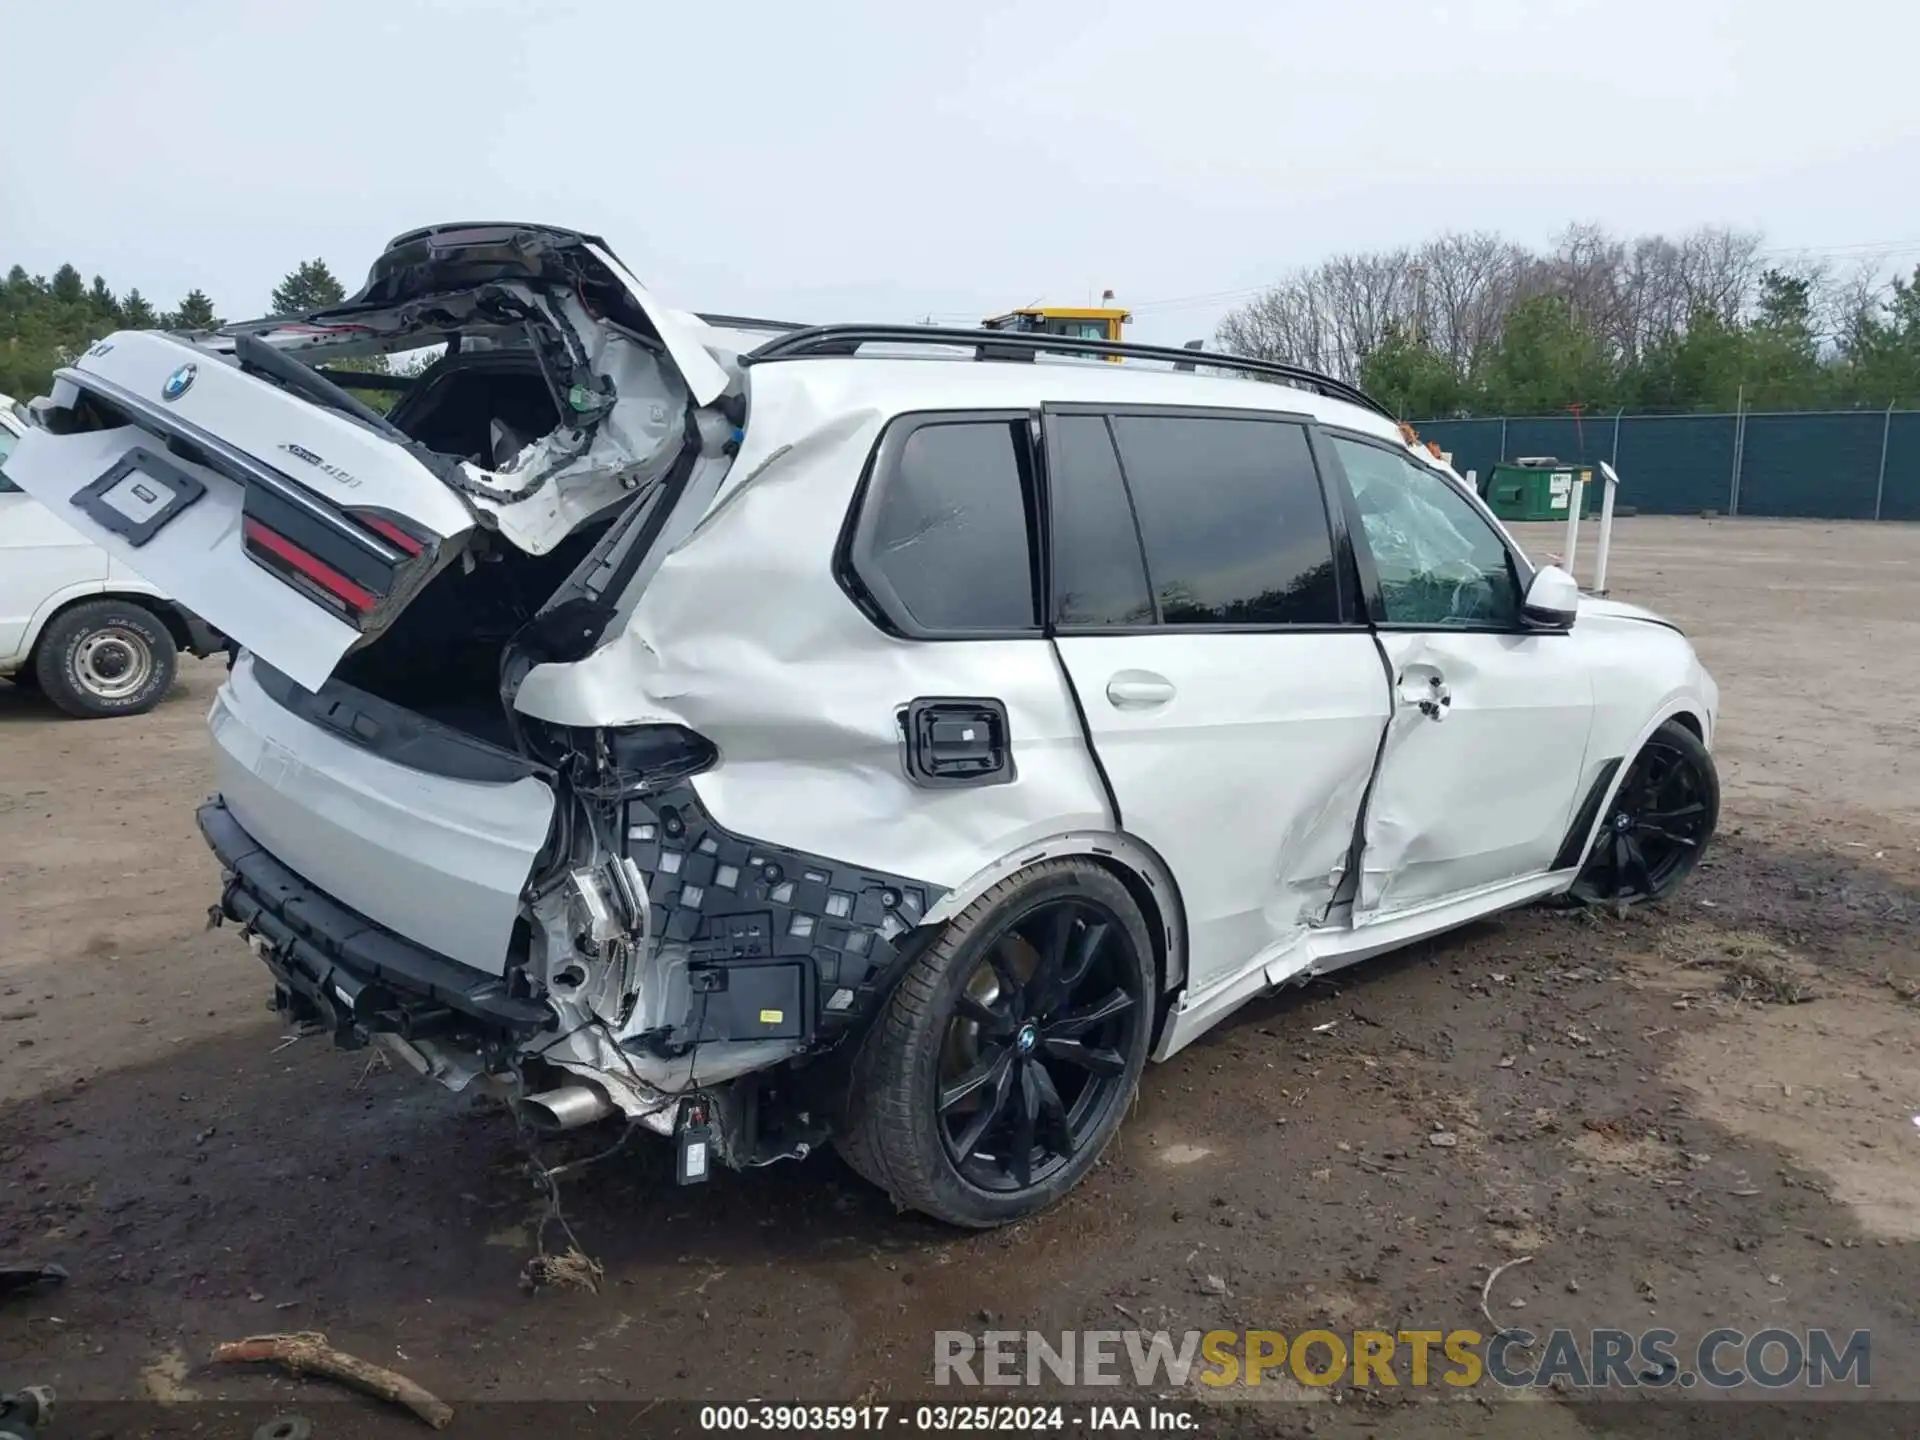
xmin=936 ymin=895 xmax=1144 ymax=1193
xmin=1573 ymin=719 xmax=1719 ymax=908
xmin=838 ymin=859 xmax=1156 ymax=1227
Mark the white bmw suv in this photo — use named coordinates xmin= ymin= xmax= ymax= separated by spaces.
xmin=6 ymin=223 xmax=1719 ymax=1225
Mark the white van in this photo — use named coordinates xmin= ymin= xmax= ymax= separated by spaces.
xmin=0 ymin=394 xmax=220 ymax=716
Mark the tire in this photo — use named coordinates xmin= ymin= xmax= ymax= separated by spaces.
xmin=32 ymin=599 xmax=179 ymax=719
xmin=838 ymin=859 xmax=1155 ymax=1228
xmin=1570 ymin=718 xmax=1719 ymax=907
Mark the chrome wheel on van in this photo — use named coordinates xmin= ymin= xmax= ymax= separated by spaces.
xmin=838 ymin=859 xmax=1155 ymax=1228
xmin=33 ymin=599 xmax=179 ymax=720
xmin=75 ymin=626 xmax=155 ymax=702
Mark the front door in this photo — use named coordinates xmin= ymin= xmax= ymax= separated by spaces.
xmin=1320 ymin=432 xmax=1594 ymax=917
xmin=1045 ymin=408 xmax=1390 ymax=993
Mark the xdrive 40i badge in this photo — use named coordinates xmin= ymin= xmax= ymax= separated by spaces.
xmin=277 ymin=442 xmax=361 ymax=489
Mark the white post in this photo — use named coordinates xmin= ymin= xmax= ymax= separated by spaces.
xmin=1593 ymin=462 xmax=1620 ymax=596
xmin=1563 ymin=473 xmax=1585 ymax=574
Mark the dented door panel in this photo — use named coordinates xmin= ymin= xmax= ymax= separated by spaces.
xmin=1356 ymin=631 xmax=1594 ymax=915
xmin=1056 ymin=632 xmax=1390 ymax=993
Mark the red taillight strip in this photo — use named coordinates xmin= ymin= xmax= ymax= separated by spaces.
xmin=243 ymin=517 xmax=378 ymax=613
xmin=351 ymin=512 xmax=426 ymax=556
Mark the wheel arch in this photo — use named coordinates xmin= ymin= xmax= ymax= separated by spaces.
xmin=919 ymin=829 xmax=1190 ymax=1037
xmin=1562 ymin=695 xmax=1716 ymax=875
xmin=25 ymin=588 xmax=187 ymax=664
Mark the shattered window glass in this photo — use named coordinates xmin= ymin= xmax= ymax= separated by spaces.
xmin=1111 ymin=415 xmax=1339 ymax=627
xmin=1330 ymin=437 xmax=1520 ymax=627
xmin=867 ymin=419 xmax=1037 ymax=632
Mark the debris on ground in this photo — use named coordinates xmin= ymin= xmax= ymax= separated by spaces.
xmin=519 ymin=1245 xmax=605 ymax=1295
xmin=1478 ymin=1255 xmax=1534 ymax=1338
xmin=1659 ymin=927 xmax=1819 ymax=1004
xmin=209 ymin=1331 xmax=453 ymax=1430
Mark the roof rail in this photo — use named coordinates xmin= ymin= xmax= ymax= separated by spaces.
xmin=740 ymin=324 xmax=1390 ymax=417
xmin=694 ymin=312 xmax=808 ymax=333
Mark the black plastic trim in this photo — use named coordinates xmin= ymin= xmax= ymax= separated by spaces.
xmin=623 ymin=783 xmax=947 ymax=1043
xmin=899 ymin=696 xmax=1014 ymax=788
xmin=199 ymin=799 xmax=551 ymax=1035
xmin=251 ymin=660 xmax=543 ymax=784
xmin=69 ymin=447 xmax=206 ymax=547
xmin=743 ymin=325 xmax=1393 ymax=417
xmin=694 ymin=312 xmax=807 ymax=333
xmin=1552 ymin=757 xmax=1625 ymax=872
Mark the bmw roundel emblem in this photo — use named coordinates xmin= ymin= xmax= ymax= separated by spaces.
xmin=161 ymin=363 xmax=197 ymax=402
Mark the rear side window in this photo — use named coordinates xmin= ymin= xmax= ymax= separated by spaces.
xmin=1108 ymin=415 xmax=1339 ymax=626
xmin=0 ymin=429 xmax=17 ymax=492
xmin=1048 ymin=415 xmax=1154 ymax=627
xmin=853 ymin=415 xmax=1037 ymax=634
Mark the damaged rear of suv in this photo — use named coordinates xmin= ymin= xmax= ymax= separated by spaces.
xmin=5 ymin=222 xmax=1721 ymax=1227
xmin=5 ymin=223 xmax=1053 ymax=1218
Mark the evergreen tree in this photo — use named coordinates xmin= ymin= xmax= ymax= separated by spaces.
xmin=168 ymin=289 xmax=221 ymax=330
xmin=121 ymin=289 xmax=158 ymax=328
xmin=270 ymin=258 xmax=346 ymax=316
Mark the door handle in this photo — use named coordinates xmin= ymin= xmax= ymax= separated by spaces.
xmin=1397 ymin=670 xmax=1452 ymax=720
xmin=1106 ymin=672 xmax=1176 ymax=708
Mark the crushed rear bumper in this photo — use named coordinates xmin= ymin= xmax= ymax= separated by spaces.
xmin=199 ymin=798 xmax=552 ymax=1047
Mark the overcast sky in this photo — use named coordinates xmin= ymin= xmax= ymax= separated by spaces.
xmin=4 ymin=0 xmax=1917 ymax=343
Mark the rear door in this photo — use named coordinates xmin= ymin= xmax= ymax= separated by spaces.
xmin=1321 ymin=432 xmax=1595 ymax=916
xmin=1046 ymin=408 xmax=1390 ymax=995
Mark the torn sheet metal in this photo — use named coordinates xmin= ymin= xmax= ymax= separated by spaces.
xmin=1356 ymin=632 xmax=1594 ymax=916
xmin=512 ymin=362 xmax=1113 ymax=892
xmin=458 ymin=291 xmax=693 ymax=555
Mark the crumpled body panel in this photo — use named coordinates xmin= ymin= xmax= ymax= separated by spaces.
xmin=513 ymin=363 xmax=1112 ymax=893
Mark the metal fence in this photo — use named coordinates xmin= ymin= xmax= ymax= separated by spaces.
xmin=1416 ymin=409 xmax=1920 ymax=522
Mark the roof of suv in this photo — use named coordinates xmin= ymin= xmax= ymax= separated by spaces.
xmin=752 ymin=352 xmax=1408 ymax=445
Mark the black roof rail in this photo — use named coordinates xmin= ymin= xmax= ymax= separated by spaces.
xmin=694 ymin=312 xmax=808 ymax=333
xmin=740 ymin=324 xmax=1390 ymax=417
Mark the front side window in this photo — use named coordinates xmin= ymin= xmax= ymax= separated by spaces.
xmin=858 ymin=417 xmax=1037 ymax=633
xmin=0 ymin=429 xmax=18 ymax=492
xmin=1108 ymin=415 xmax=1340 ymax=626
xmin=1329 ymin=436 xmax=1520 ymax=627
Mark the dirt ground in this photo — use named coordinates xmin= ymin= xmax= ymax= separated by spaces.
xmin=2 ymin=517 xmax=1917 ymax=1437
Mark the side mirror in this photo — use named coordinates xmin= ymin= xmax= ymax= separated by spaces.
xmin=1522 ymin=565 xmax=1580 ymax=629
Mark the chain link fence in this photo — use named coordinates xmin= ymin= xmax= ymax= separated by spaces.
xmin=1417 ymin=410 xmax=1920 ymax=521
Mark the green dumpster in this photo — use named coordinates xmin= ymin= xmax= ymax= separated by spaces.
xmin=1478 ymin=458 xmax=1596 ymax=522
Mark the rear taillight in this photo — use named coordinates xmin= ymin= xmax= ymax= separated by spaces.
xmin=242 ymin=517 xmax=379 ymax=616
xmin=346 ymin=507 xmax=430 ymax=556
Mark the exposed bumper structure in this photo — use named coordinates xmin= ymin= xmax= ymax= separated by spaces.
xmin=199 ymin=798 xmax=551 ymax=1043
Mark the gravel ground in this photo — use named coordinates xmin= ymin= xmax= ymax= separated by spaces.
xmin=1 ymin=517 xmax=1916 ymax=1437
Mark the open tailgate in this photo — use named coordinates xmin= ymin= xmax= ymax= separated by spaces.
xmin=5 ymin=330 xmax=478 ymax=691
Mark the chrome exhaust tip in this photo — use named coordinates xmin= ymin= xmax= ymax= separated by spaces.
xmin=517 ymin=1083 xmax=616 ymax=1131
